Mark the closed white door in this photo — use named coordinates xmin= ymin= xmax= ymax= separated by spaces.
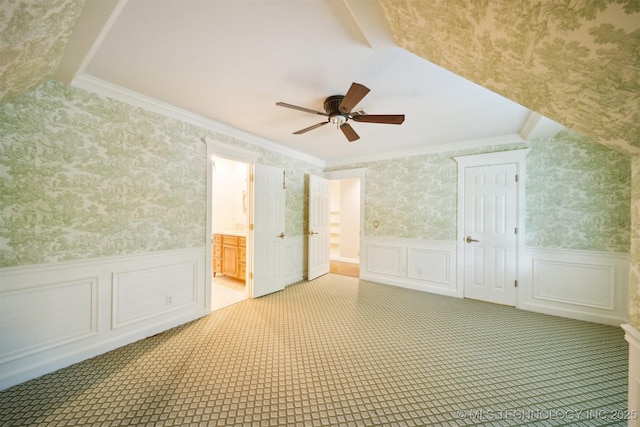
xmin=251 ymin=164 xmax=286 ymax=298
xmin=308 ymin=174 xmax=331 ymax=280
xmin=463 ymin=163 xmax=517 ymax=306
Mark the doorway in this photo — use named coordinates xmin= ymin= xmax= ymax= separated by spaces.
xmin=205 ymin=138 xmax=287 ymax=310
xmin=454 ymin=149 xmax=529 ymax=306
xmin=211 ymin=156 xmax=249 ymax=310
xmin=328 ymin=177 xmax=361 ymax=278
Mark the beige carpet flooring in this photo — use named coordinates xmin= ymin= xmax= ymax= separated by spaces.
xmin=0 ymin=274 xmax=629 ymax=426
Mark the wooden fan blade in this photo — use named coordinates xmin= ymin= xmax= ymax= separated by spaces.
xmin=276 ymin=102 xmax=327 ymax=116
xmin=293 ymin=121 xmax=329 ymax=135
xmin=351 ymin=114 xmax=405 ymax=124
xmin=340 ymin=123 xmax=360 ymax=142
xmin=339 ymin=83 xmax=370 ymax=113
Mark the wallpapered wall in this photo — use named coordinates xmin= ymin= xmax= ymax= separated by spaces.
xmin=379 ymin=0 xmax=640 ymax=155
xmin=0 ymin=0 xmax=86 ymax=105
xmin=328 ymin=132 xmax=631 ymax=253
xmin=0 ymin=81 xmax=322 ymax=268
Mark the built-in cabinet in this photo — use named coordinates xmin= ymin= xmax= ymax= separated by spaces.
xmin=213 ymin=234 xmax=246 ymax=282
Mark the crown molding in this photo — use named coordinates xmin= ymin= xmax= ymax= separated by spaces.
xmin=324 ymin=133 xmax=526 ymax=168
xmin=71 ymin=73 xmax=325 ymax=167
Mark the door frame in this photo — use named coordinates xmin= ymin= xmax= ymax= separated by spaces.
xmin=323 ymin=168 xmax=366 ymax=276
xmin=453 ymin=149 xmax=530 ymax=304
xmin=307 ymin=174 xmax=331 ymax=280
xmin=204 ymin=138 xmax=260 ymax=311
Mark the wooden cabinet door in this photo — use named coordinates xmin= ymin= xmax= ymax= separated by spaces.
xmin=223 ymin=245 xmax=238 ymax=277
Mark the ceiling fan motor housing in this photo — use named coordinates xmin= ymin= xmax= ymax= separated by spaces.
xmin=324 ymin=95 xmax=346 ymax=116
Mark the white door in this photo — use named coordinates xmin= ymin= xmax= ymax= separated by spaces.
xmin=463 ymin=163 xmax=517 ymax=306
xmin=251 ymin=164 xmax=286 ymax=298
xmin=308 ymin=174 xmax=331 ymax=280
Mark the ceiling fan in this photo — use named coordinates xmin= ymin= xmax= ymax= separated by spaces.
xmin=276 ymin=82 xmax=405 ymax=142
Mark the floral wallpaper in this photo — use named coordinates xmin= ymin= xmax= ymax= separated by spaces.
xmin=329 ymin=132 xmax=630 ymax=253
xmin=0 ymin=0 xmax=86 ymax=105
xmin=379 ymin=0 xmax=640 ymax=155
xmin=0 ymin=81 xmax=321 ymax=268
xmin=527 ymin=131 xmax=631 ymax=252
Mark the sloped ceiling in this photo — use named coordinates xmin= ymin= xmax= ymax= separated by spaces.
xmin=379 ymin=0 xmax=640 ymax=155
xmin=0 ymin=0 xmax=86 ymax=104
xmin=1 ymin=0 xmax=638 ymax=158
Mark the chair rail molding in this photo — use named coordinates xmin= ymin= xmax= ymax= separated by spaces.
xmin=520 ymin=247 xmax=629 ymax=326
xmin=0 ymin=247 xmax=207 ymax=390
xmin=361 ymin=236 xmax=458 ymax=297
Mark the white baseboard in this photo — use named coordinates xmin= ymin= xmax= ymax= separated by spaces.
xmin=361 ymin=237 xmax=458 ymax=297
xmin=519 ymin=248 xmax=629 ymax=326
xmin=0 ymin=247 xmax=208 ymax=390
xmin=622 ymin=324 xmax=640 ymax=426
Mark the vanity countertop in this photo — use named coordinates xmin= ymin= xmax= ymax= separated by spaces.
xmin=213 ymin=231 xmax=247 ymax=237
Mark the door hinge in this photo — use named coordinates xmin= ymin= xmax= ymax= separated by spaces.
xmin=249 ymin=223 xmax=254 ymax=230
xmin=514 ymin=280 xmax=518 ymax=288
xmin=515 ymin=174 xmax=519 ymax=182
xmin=514 ymin=227 xmax=518 ymax=234
xmin=249 ymin=272 xmax=253 ymax=280
xmin=250 ymin=174 xmax=254 ymax=182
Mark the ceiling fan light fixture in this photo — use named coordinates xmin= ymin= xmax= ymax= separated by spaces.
xmin=330 ymin=114 xmax=346 ymax=129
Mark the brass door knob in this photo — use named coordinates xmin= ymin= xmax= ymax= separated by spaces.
xmin=278 ymin=232 xmax=285 ymax=239
xmin=465 ymin=236 xmax=480 ymax=243
xmin=309 ymin=230 xmax=318 ymax=235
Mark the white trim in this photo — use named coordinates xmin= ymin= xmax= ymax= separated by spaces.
xmin=324 ymin=168 xmax=366 ymax=180
xmin=75 ymin=0 xmax=130 ymax=77
xmin=454 ymin=149 xmax=530 ymax=305
xmin=520 ymin=248 xmax=629 ymax=326
xmin=325 ymin=134 xmax=525 ymax=168
xmin=71 ymin=74 xmax=324 ymax=167
xmin=324 ymin=168 xmax=366 ymax=278
xmin=361 ymin=236 xmax=458 ymax=297
xmin=203 ymin=137 xmax=260 ymax=163
xmin=0 ymin=248 xmax=207 ymax=390
xmin=204 ymin=139 xmax=256 ymax=307
xmin=0 ymin=247 xmax=204 ymax=277
xmin=623 ymin=323 xmax=640 ymax=344
xmin=518 ymin=111 xmax=542 ymax=140
xmin=622 ymin=324 xmax=640 ymax=426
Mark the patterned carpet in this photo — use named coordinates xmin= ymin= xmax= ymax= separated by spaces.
xmin=0 ymin=274 xmax=629 ymax=426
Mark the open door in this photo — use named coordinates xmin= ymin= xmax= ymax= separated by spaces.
xmin=308 ymin=174 xmax=331 ymax=280
xmin=251 ymin=164 xmax=286 ymax=298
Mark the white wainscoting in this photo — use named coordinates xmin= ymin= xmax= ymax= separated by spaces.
xmin=519 ymin=248 xmax=629 ymax=326
xmin=0 ymin=247 xmax=208 ymax=390
xmin=283 ymin=234 xmax=306 ymax=285
xmin=622 ymin=324 xmax=640 ymax=426
xmin=361 ymin=237 xmax=458 ymax=297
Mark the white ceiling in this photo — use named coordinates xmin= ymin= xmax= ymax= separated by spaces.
xmin=65 ymin=0 xmax=535 ymax=165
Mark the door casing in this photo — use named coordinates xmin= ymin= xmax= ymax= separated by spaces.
xmin=324 ymin=168 xmax=366 ymax=277
xmin=204 ymin=138 xmax=260 ymax=310
xmin=308 ymin=174 xmax=331 ymax=280
xmin=454 ymin=149 xmax=530 ymax=305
